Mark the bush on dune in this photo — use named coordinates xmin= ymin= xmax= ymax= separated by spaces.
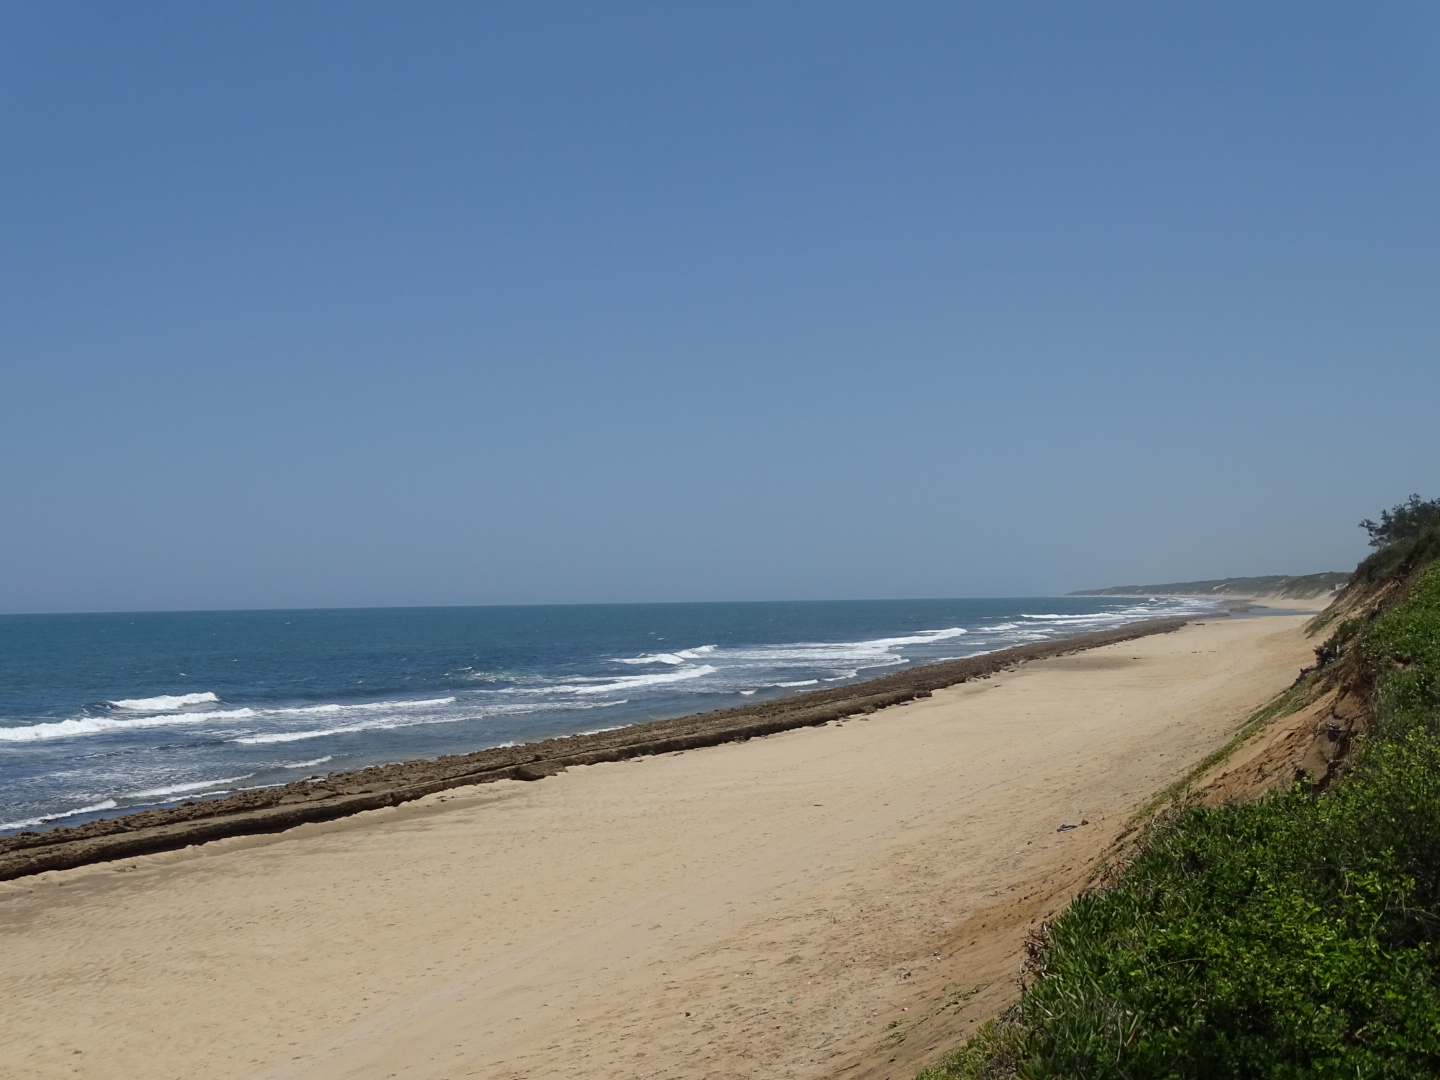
xmin=1353 ymin=495 xmax=1440 ymax=585
xmin=1360 ymin=494 xmax=1440 ymax=550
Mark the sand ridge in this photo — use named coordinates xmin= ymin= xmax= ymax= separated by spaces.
xmin=0 ymin=615 xmax=1315 ymax=1080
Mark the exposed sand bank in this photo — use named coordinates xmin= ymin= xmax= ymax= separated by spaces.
xmin=0 ymin=615 xmax=1315 ymax=1080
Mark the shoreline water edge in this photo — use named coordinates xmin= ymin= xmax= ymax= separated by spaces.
xmin=0 ymin=617 xmax=1188 ymax=880
xmin=1 ymin=596 xmax=1223 ymax=835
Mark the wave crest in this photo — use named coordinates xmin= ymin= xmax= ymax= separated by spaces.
xmin=0 ymin=799 xmax=119 ymax=833
xmin=110 ymin=692 xmax=219 ymax=711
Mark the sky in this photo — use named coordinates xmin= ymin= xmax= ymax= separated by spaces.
xmin=2 ymin=2 xmax=1438 ymax=613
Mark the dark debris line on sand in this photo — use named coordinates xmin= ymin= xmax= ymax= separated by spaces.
xmin=0 ymin=619 xmax=1186 ymax=881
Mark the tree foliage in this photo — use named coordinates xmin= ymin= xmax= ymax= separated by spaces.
xmin=1360 ymin=494 xmax=1440 ymax=549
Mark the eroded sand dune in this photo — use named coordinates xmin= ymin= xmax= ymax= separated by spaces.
xmin=0 ymin=615 xmax=1314 ymax=1080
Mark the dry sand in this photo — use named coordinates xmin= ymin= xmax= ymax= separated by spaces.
xmin=0 ymin=614 xmax=1316 ymax=1080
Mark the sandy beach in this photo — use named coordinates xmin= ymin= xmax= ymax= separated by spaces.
xmin=0 ymin=614 xmax=1316 ymax=1080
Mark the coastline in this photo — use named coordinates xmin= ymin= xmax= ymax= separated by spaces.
xmin=0 ymin=613 xmax=1316 ymax=1080
xmin=0 ymin=617 xmax=1186 ymax=881
xmin=1068 ymin=594 xmax=1332 ymax=612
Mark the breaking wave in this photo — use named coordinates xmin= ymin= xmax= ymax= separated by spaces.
xmin=0 ymin=711 xmax=226 ymax=743
xmin=233 ymin=698 xmax=627 ymax=745
xmin=0 ymin=799 xmax=119 ymax=833
xmin=613 ymin=645 xmax=717 ymax=665
xmin=110 ymin=692 xmax=219 ymax=711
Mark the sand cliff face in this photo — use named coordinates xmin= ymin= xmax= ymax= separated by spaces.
xmin=0 ymin=619 xmax=1186 ymax=881
xmin=1187 ymin=562 xmax=1432 ymax=808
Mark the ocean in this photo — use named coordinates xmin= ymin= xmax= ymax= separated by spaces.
xmin=0 ymin=596 xmax=1225 ymax=834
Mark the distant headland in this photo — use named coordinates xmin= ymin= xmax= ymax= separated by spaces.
xmin=1069 ymin=571 xmax=1350 ymax=600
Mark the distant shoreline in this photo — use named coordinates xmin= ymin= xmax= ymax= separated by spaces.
xmin=1070 ymin=571 xmax=1348 ymax=602
xmin=1068 ymin=594 xmax=1329 ymax=612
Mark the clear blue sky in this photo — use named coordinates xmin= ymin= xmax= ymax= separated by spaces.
xmin=3 ymin=2 xmax=1437 ymax=613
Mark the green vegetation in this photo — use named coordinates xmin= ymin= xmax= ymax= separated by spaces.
xmin=1351 ymin=524 xmax=1440 ymax=589
xmin=1361 ymin=494 xmax=1440 ymax=549
xmin=1070 ymin=573 xmax=1349 ymax=600
xmin=924 ymin=499 xmax=1440 ymax=1079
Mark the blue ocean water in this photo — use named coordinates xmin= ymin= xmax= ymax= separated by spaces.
xmin=0 ymin=597 xmax=1224 ymax=834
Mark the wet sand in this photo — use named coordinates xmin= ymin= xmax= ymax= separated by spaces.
xmin=0 ymin=614 xmax=1315 ymax=1080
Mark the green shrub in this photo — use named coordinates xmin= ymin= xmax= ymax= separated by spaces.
xmin=1352 ymin=522 xmax=1440 ymax=586
xmin=918 ymin=1016 xmax=1031 ymax=1080
xmin=1360 ymin=494 xmax=1440 ymax=549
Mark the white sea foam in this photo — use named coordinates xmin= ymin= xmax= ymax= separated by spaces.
xmin=127 ymin=775 xmax=250 ymax=799
xmin=231 ymin=699 xmax=622 ymax=745
xmin=205 ymin=696 xmax=453 ymax=722
xmin=160 ymin=790 xmax=235 ymax=802
xmin=0 ymin=697 xmax=460 ymax=744
xmin=238 ymin=725 xmax=406 ymax=746
xmin=267 ymin=696 xmax=457 ymax=716
xmin=1020 ymin=613 xmax=1125 ymax=622
xmin=613 ymin=645 xmax=717 ymax=665
xmin=196 ymin=699 xmax=454 ymax=723
xmin=1017 ymin=605 xmax=1205 ymax=624
xmin=0 ymin=712 xmax=227 ymax=743
xmin=110 ymin=692 xmax=219 ymax=711
xmin=523 ymin=665 xmax=718 ymax=696
xmin=855 ymin=627 xmax=967 ymax=648
xmin=706 ymin=627 xmax=965 ymax=664
xmin=0 ymin=799 xmax=119 ymax=832
xmin=496 ymin=628 xmax=979 ymax=704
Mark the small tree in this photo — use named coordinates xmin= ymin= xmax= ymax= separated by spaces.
xmin=1361 ymin=494 xmax=1440 ymax=549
